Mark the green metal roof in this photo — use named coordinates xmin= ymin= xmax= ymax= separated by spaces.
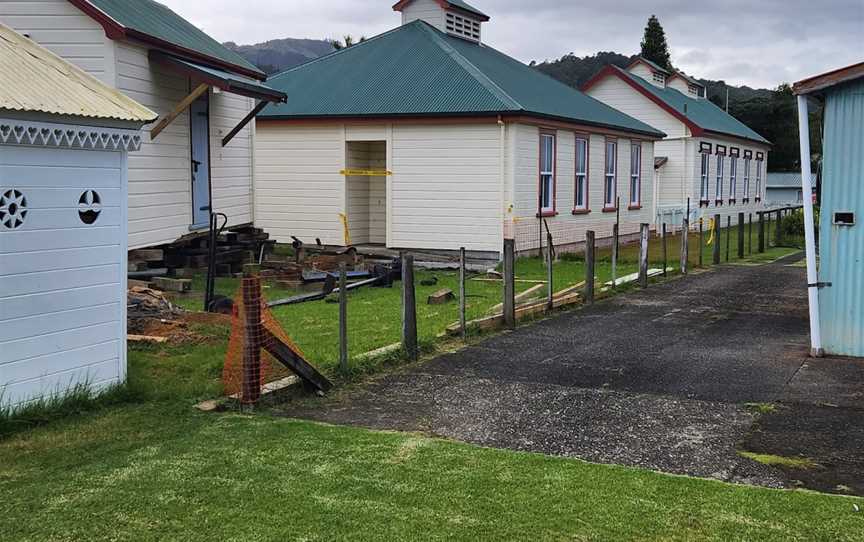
xmin=632 ymin=57 xmax=670 ymax=75
xmin=616 ymin=66 xmax=770 ymax=144
xmin=260 ymin=21 xmax=665 ymax=138
xmin=83 ymin=0 xmax=264 ymax=77
xmin=151 ymin=53 xmax=286 ymax=102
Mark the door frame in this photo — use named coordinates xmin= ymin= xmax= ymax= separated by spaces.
xmin=188 ymin=87 xmax=212 ymax=230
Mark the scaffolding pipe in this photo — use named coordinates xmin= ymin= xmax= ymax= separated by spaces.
xmin=796 ymin=95 xmax=824 ymax=357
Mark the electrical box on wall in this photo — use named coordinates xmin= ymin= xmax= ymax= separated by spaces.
xmin=833 ymin=212 xmax=855 ymax=226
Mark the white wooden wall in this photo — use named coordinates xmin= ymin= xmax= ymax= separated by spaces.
xmin=400 ymin=0 xmax=446 ymax=30
xmin=585 ymin=75 xmax=688 ymax=138
xmin=0 ymin=0 xmax=112 ymax=84
xmin=0 ymin=144 xmax=126 ymax=409
xmin=511 ymin=123 xmax=655 ymax=251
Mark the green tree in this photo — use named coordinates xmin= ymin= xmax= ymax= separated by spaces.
xmin=640 ymin=15 xmax=672 ymax=70
xmin=332 ymin=35 xmax=366 ymax=50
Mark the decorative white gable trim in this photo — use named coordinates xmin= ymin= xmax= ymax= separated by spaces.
xmin=0 ymin=119 xmax=143 ymax=152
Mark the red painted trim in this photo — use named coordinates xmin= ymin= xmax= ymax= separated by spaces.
xmin=536 ymin=212 xmax=559 ymax=218
xmin=68 ymin=0 xmax=266 ymax=81
xmin=582 ymin=65 xmax=705 ymax=137
xmin=392 ymin=0 xmax=490 ymax=21
xmin=628 ymin=205 xmax=642 ymax=211
xmin=538 ymin=130 xmax=557 ymax=216
xmin=574 ymin=134 xmax=590 ymax=212
xmin=602 ymin=207 xmax=618 ymax=213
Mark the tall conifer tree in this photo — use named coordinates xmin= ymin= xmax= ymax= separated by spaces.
xmin=640 ymin=15 xmax=672 ymax=70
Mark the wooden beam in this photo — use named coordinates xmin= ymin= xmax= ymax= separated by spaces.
xmin=262 ymin=329 xmax=332 ymax=393
xmin=150 ymin=83 xmax=209 ymax=140
xmin=222 ymin=99 xmax=269 ymax=147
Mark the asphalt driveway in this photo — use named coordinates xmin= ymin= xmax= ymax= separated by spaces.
xmin=280 ymin=254 xmax=864 ymax=495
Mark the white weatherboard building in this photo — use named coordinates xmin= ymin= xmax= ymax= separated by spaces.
xmin=255 ymin=0 xmax=664 ymax=258
xmin=0 ymin=0 xmax=285 ymax=250
xmin=0 ymin=24 xmax=155 ymax=409
xmin=583 ymin=58 xmax=771 ymax=229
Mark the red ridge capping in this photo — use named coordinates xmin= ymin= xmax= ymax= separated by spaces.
xmin=581 ymin=65 xmax=704 ymax=137
xmin=68 ymin=0 xmax=267 ymax=81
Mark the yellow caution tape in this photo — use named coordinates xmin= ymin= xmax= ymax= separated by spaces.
xmin=340 ymin=169 xmax=392 ymax=176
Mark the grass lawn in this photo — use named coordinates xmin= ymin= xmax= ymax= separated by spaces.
xmin=2 ymin=244 xmax=856 ymax=541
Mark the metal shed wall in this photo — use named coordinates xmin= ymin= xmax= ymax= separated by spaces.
xmin=819 ymin=79 xmax=864 ymax=357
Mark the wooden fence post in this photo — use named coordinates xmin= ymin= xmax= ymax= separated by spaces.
xmin=775 ymin=210 xmax=782 ymax=247
xmin=585 ymin=230 xmax=595 ymax=303
xmin=680 ymin=218 xmax=689 ymax=274
xmin=758 ymin=212 xmax=765 ymax=253
xmin=726 ymin=216 xmax=731 ymax=261
xmin=737 ymin=212 xmax=745 ymax=259
xmin=241 ymin=275 xmax=263 ymax=406
xmin=661 ymin=223 xmax=668 ymax=277
xmin=459 ymin=247 xmax=467 ymax=340
xmin=748 ymin=213 xmax=753 ymax=254
xmin=401 ymin=253 xmax=418 ymax=360
xmin=713 ymin=214 xmax=721 ymax=265
xmin=611 ymin=223 xmax=619 ymax=288
xmin=338 ymin=263 xmax=348 ymax=372
xmin=503 ymin=239 xmax=516 ymax=328
xmin=639 ymin=223 xmax=649 ymax=288
xmin=698 ymin=218 xmax=704 ymax=268
xmin=546 ymin=232 xmax=554 ymax=311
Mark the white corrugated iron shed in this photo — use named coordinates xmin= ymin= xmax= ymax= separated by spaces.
xmin=0 ymin=22 xmax=156 ymax=123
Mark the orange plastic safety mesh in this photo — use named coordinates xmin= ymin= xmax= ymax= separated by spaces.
xmin=222 ymin=280 xmax=307 ymax=403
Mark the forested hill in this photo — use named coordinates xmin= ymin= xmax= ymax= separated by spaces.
xmin=532 ymin=52 xmax=801 ymax=171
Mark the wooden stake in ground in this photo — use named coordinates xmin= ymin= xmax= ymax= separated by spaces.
xmin=611 ymin=223 xmax=619 ymax=288
xmin=698 ymin=218 xmax=704 ymax=268
xmin=749 ymin=213 xmax=753 ymax=254
xmin=639 ymin=223 xmax=649 ymax=288
xmin=680 ymin=218 xmax=689 ymax=274
xmin=241 ymin=275 xmax=263 ymax=406
xmin=775 ymin=210 xmax=783 ymax=247
xmin=459 ymin=247 xmax=467 ymax=340
xmin=661 ymin=223 xmax=668 ymax=277
xmin=585 ymin=230 xmax=595 ymax=303
xmin=546 ymin=232 xmax=554 ymax=312
xmin=758 ymin=212 xmax=766 ymax=253
xmin=738 ymin=212 xmax=745 ymax=259
xmin=726 ymin=216 xmax=732 ymax=262
xmin=503 ymin=239 xmax=516 ymax=328
xmin=401 ymin=253 xmax=418 ymax=360
xmin=713 ymin=214 xmax=722 ymax=265
xmin=338 ymin=263 xmax=348 ymax=372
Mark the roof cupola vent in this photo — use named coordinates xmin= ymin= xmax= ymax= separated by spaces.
xmin=393 ymin=0 xmax=489 ymax=43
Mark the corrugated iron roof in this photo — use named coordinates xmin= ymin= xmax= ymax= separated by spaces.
xmin=767 ymin=172 xmax=817 ymax=188
xmin=615 ymin=66 xmax=770 ymax=145
xmin=446 ymin=0 xmax=488 ymax=18
xmin=260 ymin=21 xmax=665 ymax=138
xmin=0 ymin=23 xmax=157 ymax=123
xmin=80 ymin=0 xmax=264 ymax=78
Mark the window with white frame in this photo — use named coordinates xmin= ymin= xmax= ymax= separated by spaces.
xmin=715 ymin=154 xmax=725 ymax=203
xmin=729 ymin=157 xmax=737 ymax=203
xmin=574 ymin=136 xmax=588 ymax=211
xmin=755 ymin=157 xmax=763 ymax=201
xmin=700 ymin=152 xmax=710 ymax=204
xmin=539 ymin=133 xmax=555 ymax=214
xmin=743 ymin=157 xmax=751 ymax=201
xmin=604 ymin=140 xmax=617 ymax=208
xmin=653 ymin=72 xmax=666 ymax=85
xmin=630 ymin=143 xmax=641 ymax=207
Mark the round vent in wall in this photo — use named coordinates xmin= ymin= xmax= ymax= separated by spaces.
xmin=0 ymin=188 xmax=28 ymax=230
xmin=78 ymin=190 xmax=102 ymax=225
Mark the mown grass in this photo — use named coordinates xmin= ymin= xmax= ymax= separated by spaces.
xmin=2 ymin=239 xmax=856 ymax=542
xmin=739 ymin=451 xmax=821 ymax=470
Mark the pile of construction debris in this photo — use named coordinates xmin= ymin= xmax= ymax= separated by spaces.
xmin=128 ymin=286 xmax=183 ymax=336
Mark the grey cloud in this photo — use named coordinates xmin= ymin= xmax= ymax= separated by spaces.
xmin=160 ymin=0 xmax=863 ymax=88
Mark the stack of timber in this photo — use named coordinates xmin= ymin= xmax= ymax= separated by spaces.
xmin=128 ymin=225 xmax=274 ymax=280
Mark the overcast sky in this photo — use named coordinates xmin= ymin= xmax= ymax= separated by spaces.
xmin=160 ymin=0 xmax=863 ymax=89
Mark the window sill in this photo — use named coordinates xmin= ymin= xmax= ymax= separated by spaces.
xmin=755 ymin=198 xmax=762 ymax=203
xmin=743 ymin=199 xmax=750 ymax=204
xmin=729 ymin=199 xmax=736 ymax=205
xmin=700 ymin=200 xmax=710 ymax=208
xmin=536 ymin=211 xmax=558 ymax=218
xmin=628 ymin=204 xmax=642 ymax=211
xmin=571 ymin=208 xmax=591 ymax=215
xmin=602 ymin=207 xmax=618 ymax=213
xmin=715 ymin=200 xmax=724 ymax=206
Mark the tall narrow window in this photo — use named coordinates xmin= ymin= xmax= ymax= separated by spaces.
xmin=755 ymin=158 xmax=763 ymax=201
xmin=743 ymin=157 xmax=751 ymax=202
xmin=629 ymin=143 xmax=642 ymax=208
xmin=539 ymin=132 xmax=555 ymax=215
xmin=574 ymin=136 xmax=589 ymax=211
xmin=700 ymin=152 xmax=710 ymax=206
xmin=715 ymin=153 xmax=725 ymax=204
xmin=728 ymin=158 xmax=737 ymax=204
xmin=604 ymin=140 xmax=617 ymax=209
